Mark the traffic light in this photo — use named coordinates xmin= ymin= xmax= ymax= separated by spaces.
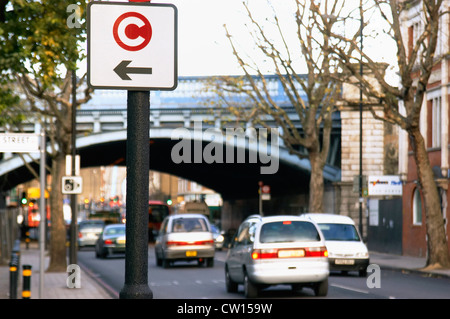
xmin=21 ymin=192 xmax=27 ymax=206
xmin=166 ymin=198 xmax=173 ymax=206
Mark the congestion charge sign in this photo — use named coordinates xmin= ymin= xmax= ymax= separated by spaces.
xmin=87 ymin=2 xmax=177 ymax=91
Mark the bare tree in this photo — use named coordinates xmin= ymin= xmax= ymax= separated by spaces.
xmin=210 ymin=0 xmax=347 ymax=213
xmin=1 ymin=0 xmax=91 ymax=271
xmin=16 ymin=72 xmax=92 ymax=271
xmin=328 ymin=0 xmax=450 ymax=268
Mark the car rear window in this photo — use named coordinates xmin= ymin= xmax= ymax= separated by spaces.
xmin=259 ymin=221 xmax=321 ymax=243
xmin=172 ymin=217 xmax=209 ymax=233
xmin=80 ymin=221 xmax=104 ymax=230
xmin=318 ymin=223 xmax=360 ymax=241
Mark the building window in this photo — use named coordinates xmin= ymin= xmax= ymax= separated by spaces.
xmin=432 ymin=97 xmax=442 ymax=148
xmin=413 ymin=187 xmax=422 ymax=225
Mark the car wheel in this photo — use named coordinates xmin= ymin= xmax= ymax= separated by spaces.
xmin=291 ymin=284 xmax=303 ymax=294
xmin=244 ymin=271 xmax=258 ymax=298
xmin=156 ymin=254 xmax=162 ymax=267
xmin=162 ymin=258 xmax=170 ymax=269
xmin=313 ymin=278 xmax=328 ymax=297
xmin=100 ymin=249 xmax=108 ymax=259
xmin=225 ymin=266 xmax=238 ymax=293
xmin=359 ymin=268 xmax=367 ymax=277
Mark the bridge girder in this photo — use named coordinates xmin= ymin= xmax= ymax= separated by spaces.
xmin=0 ymin=128 xmax=340 ymax=199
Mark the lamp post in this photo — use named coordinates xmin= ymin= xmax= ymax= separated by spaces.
xmin=358 ymin=0 xmax=364 ymax=238
xmin=69 ymin=71 xmax=78 ymax=265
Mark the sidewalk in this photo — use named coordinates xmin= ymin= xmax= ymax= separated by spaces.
xmin=1 ymin=243 xmax=449 ymax=299
xmin=0 ymin=242 xmax=113 ymax=299
xmin=369 ymin=251 xmax=450 ymax=278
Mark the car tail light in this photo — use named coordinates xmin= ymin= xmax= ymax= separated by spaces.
xmin=78 ymin=232 xmax=82 ymax=239
xmin=252 ymin=246 xmax=328 ymax=259
xmin=305 ymin=247 xmax=328 ymax=257
xmin=167 ymin=240 xmax=214 ymax=246
xmin=104 ymin=239 xmax=114 ymax=245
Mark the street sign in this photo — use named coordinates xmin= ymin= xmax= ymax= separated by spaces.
xmin=87 ymin=2 xmax=177 ymax=90
xmin=261 ymin=185 xmax=271 ymax=201
xmin=62 ymin=176 xmax=83 ymax=195
xmin=0 ymin=133 xmax=40 ymax=153
xmin=368 ymin=175 xmax=403 ymax=196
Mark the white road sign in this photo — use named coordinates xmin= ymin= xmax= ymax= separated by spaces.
xmin=87 ymin=2 xmax=177 ymax=90
xmin=0 ymin=133 xmax=40 ymax=153
xmin=368 ymin=175 xmax=403 ymax=196
xmin=62 ymin=176 xmax=83 ymax=195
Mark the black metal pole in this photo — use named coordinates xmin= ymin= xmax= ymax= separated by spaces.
xmin=359 ymin=0 xmax=364 ymax=238
xmin=70 ymin=71 xmax=77 ymax=265
xmin=119 ymin=90 xmax=152 ymax=299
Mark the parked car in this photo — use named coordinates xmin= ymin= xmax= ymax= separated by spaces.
xmin=211 ymin=225 xmax=225 ymax=250
xmin=302 ymin=213 xmax=369 ymax=277
xmin=78 ymin=220 xmax=105 ymax=249
xmin=225 ymin=215 xmax=329 ymax=298
xmin=155 ymin=214 xmax=215 ymax=268
xmin=95 ymin=224 xmax=126 ymax=258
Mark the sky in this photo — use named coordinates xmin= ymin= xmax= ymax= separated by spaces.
xmin=98 ymin=0 xmax=397 ymax=80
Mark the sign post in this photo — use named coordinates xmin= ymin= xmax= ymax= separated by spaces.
xmin=0 ymin=132 xmax=46 ymax=298
xmin=87 ymin=1 xmax=177 ymax=299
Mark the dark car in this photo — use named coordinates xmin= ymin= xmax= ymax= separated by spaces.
xmin=95 ymin=224 xmax=126 ymax=258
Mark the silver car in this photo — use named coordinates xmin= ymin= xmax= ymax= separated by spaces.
xmin=225 ymin=215 xmax=329 ymax=298
xmin=155 ymin=214 xmax=215 ymax=268
xmin=78 ymin=220 xmax=105 ymax=248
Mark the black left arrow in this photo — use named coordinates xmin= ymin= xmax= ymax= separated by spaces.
xmin=114 ymin=60 xmax=153 ymax=80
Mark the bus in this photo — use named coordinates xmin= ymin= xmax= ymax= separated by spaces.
xmin=149 ymin=200 xmax=171 ymax=242
xmin=23 ymin=188 xmax=50 ymax=229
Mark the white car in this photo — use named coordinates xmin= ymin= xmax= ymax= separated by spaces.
xmin=225 ymin=215 xmax=329 ymax=298
xmin=302 ymin=213 xmax=369 ymax=277
xmin=155 ymin=214 xmax=215 ymax=268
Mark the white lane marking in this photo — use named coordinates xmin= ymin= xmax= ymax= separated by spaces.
xmin=331 ymin=283 xmax=370 ymax=294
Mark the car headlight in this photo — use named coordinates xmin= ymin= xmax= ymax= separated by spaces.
xmin=355 ymin=252 xmax=369 ymax=258
xmin=215 ymin=235 xmax=224 ymax=243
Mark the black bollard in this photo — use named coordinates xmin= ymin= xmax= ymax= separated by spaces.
xmin=22 ymin=265 xmax=32 ymax=299
xmin=9 ymin=257 xmax=19 ymax=299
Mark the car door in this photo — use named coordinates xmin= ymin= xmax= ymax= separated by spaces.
xmin=155 ymin=218 xmax=168 ymax=258
xmin=227 ymin=222 xmax=250 ymax=283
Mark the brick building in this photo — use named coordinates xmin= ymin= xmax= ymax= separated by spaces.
xmin=398 ymin=0 xmax=450 ymax=257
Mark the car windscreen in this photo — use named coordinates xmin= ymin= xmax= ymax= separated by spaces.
xmin=318 ymin=223 xmax=361 ymax=241
xmin=259 ymin=221 xmax=321 ymax=243
xmin=171 ymin=218 xmax=209 ymax=232
xmin=104 ymin=226 xmax=125 ymax=236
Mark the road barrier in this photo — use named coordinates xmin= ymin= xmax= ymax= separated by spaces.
xmin=9 ymin=239 xmax=21 ymax=299
xmin=22 ymin=265 xmax=32 ymax=299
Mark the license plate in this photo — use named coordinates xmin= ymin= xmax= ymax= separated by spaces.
xmin=278 ymin=249 xmax=305 ymax=258
xmin=335 ymin=259 xmax=354 ymax=265
xmin=117 ymin=236 xmax=126 ymax=244
xmin=87 ymin=233 xmax=97 ymax=239
xmin=186 ymin=251 xmax=197 ymax=257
